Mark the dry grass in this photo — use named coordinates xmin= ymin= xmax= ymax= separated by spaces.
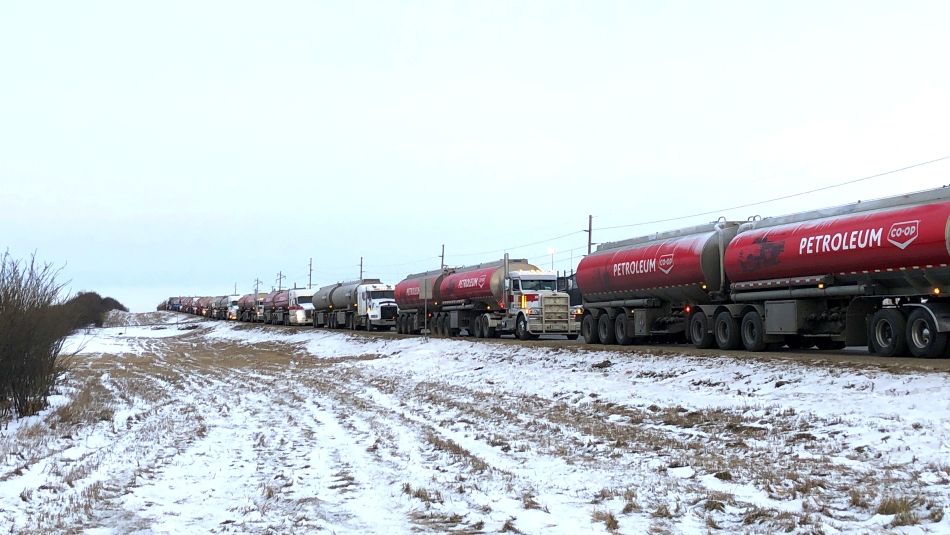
xmin=592 ymin=509 xmax=619 ymax=531
xmin=426 ymin=433 xmax=489 ymax=472
xmin=51 ymin=381 xmax=115 ymax=429
xmin=877 ymin=495 xmax=923 ymax=526
xmin=402 ymin=482 xmax=444 ymax=505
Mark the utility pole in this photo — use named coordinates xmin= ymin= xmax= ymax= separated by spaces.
xmin=233 ymin=282 xmax=237 ymax=295
xmin=585 ymin=214 xmax=593 ymax=255
xmin=440 ymin=244 xmax=445 ymax=270
xmin=253 ymin=278 xmax=263 ymax=321
xmin=308 ymin=257 xmax=313 ymax=289
xmin=359 ymin=257 xmax=363 ymax=279
xmin=276 ymin=271 xmax=285 ymax=291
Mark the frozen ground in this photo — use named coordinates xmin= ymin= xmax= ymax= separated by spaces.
xmin=2 ymin=311 xmax=949 ymax=534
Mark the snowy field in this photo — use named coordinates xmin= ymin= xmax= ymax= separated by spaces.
xmin=2 ymin=311 xmax=949 ymax=534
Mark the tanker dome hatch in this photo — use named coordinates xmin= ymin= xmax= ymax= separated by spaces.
xmin=737 ymin=185 xmax=950 ymax=232
xmin=595 ymin=220 xmax=741 ymax=253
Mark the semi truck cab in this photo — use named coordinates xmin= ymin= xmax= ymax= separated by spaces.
xmin=226 ymin=294 xmax=241 ymax=320
xmin=504 ymin=270 xmax=577 ymax=337
xmin=288 ymin=288 xmax=316 ymax=325
xmin=357 ymin=283 xmax=398 ymax=329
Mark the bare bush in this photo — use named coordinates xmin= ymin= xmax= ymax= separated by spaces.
xmin=0 ymin=253 xmax=71 ymax=419
xmin=0 ymin=253 xmax=128 ymax=423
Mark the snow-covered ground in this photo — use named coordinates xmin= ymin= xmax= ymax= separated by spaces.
xmin=2 ymin=312 xmax=949 ymax=534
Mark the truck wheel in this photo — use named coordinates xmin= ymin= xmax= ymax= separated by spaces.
xmin=516 ymin=315 xmax=530 ymax=340
xmin=870 ymin=309 xmax=907 ymax=357
xmin=474 ymin=316 xmax=485 ymax=338
xmin=740 ymin=311 xmax=767 ymax=352
xmin=443 ymin=315 xmax=454 ymax=337
xmin=615 ymin=313 xmax=633 ymax=345
xmin=598 ymin=314 xmax=616 ymax=345
xmin=715 ymin=311 xmax=741 ymax=350
xmin=582 ymin=315 xmax=600 ymax=344
xmin=906 ymin=308 xmax=946 ymax=358
xmin=689 ymin=312 xmax=714 ymax=349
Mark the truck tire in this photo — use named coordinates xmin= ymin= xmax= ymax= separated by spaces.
xmin=581 ymin=314 xmax=600 ymax=344
xmin=443 ymin=315 xmax=454 ymax=337
xmin=598 ymin=314 xmax=616 ymax=345
xmin=474 ymin=316 xmax=485 ymax=338
xmin=715 ymin=311 xmax=741 ymax=350
xmin=615 ymin=313 xmax=633 ymax=345
xmin=689 ymin=312 xmax=714 ymax=349
xmin=906 ymin=308 xmax=947 ymax=358
xmin=740 ymin=310 xmax=767 ymax=352
xmin=516 ymin=315 xmax=530 ymax=340
xmin=869 ymin=309 xmax=907 ymax=357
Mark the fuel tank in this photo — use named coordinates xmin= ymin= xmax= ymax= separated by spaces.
xmin=439 ymin=259 xmax=538 ymax=305
xmin=395 ymin=259 xmax=536 ymax=310
xmin=262 ymin=290 xmax=286 ymax=311
xmin=576 ymin=222 xmax=740 ymax=305
xmin=724 ymin=188 xmax=950 ymax=287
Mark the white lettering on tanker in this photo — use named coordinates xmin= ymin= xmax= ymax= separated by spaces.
xmin=798 ymin=228 xmax=883 ymax=255
xmin=457 ymin=275 xmax=487 ymax=289
xmin=658 ymin=254 xmax=674 ymax=274
xmin=613 ymin=258 xmax=657 ymax=277
xmin=887 ymin=220 xmax=919 ymax=249
xmin=406 ymin=287 xmax=421 ymax=296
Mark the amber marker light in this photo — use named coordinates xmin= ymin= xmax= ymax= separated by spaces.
xmin=701 ymin=283 xmax=708 ymax=290
xmin=818 ymin=283 xmax=825 ymax=289
xmin=934 ymin=288 xmax=942 ymax=295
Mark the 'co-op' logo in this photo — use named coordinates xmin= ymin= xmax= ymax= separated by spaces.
xmin=658 ymin=253 xmax=674 ymax=274
xmin=887 ymin=220 xmax=919 ymax=250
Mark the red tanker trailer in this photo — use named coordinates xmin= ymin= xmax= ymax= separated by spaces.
xmin=261 ymin=290 xmax=288 ymax=324
xmin=237 ymin=292 xmax=267 ymax=322
xmin=395 ymin=257 xmax=578 ymax=339
xmin=578 ymin=186 xmax=950 ymax=357
xmin=576 ymin=220 xmax=741 ymax=345
xmin=197 ymin=296 xmax=214 ymax=317
xmin=713 ymin=187 xmax=950 ymax=356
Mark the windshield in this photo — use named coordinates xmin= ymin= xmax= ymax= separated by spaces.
xmin=296 ymin=296 xmax=313 ymax=305
xmin=370 ymin=290 xmax=395 ymax=299
xmin=518 ymin=279 xmax=556 ymax=291
xmin=230 ymin=300 xmax=239 ymax=306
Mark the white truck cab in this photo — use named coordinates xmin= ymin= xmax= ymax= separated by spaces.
xmin=357 ymin=283 xmax=398 ymax=330
xmin=503 ymin=270 xmax=576 ymax=336
xmin=226 ymin=294 xmax=241 ymax=320
xmin=288 ymin=288 xmax=316 ymax=325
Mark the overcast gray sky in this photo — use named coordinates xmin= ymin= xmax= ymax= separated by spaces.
xmin=3 ymin=1 xmax=949 ymax=311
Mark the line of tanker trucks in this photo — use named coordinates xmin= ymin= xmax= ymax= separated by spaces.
xmin=162 ymin=186 xmax=950 ymax=358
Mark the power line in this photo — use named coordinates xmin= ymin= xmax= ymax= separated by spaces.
xmin=447 ymin=230 xmax=586 ymax=259
xmin=594 ymin=155 xmax=950 ymax=232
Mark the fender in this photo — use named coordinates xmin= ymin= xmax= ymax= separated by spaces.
xmin=902 ymin=302 xmax=950 ymax=332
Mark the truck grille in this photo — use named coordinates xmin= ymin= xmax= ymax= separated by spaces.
xmin=381 ymin=305 xmax=398 ymax=320
xmin=540 ymin=295 xmax=571 ymax=332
